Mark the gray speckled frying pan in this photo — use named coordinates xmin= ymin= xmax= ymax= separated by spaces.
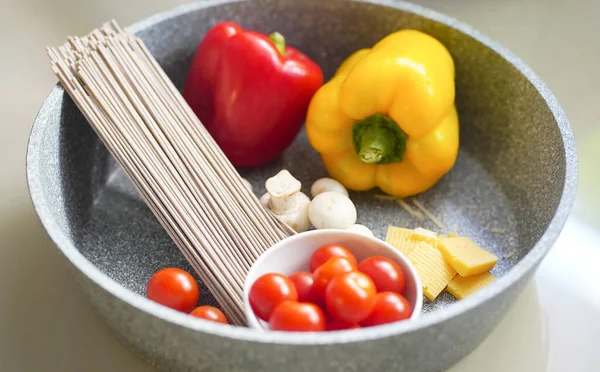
xmin=26 ymin=0 xmax=577 ymax=371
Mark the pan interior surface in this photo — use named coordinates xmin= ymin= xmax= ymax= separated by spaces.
xmin=38 ymin=0 xmax=567 ymax=328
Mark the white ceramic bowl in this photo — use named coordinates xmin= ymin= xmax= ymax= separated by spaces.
xmin=243 ymin=229 xmax=423 ymax=331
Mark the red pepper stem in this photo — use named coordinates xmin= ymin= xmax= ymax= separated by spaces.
xmin=269 ymin=32 xmax=286 ymax=56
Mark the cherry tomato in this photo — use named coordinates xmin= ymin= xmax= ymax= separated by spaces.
xmin=326 ymin=319 xmax=361 ymax=331
xmin=309 ymin=243 xmax=357 ymax=272
xmin=312 ymin=257 xmax=356 ymax=297
xmin=269 ymin=301 xmax=326 ymax=332
xmin=360 ymin=292 xmax=412 ymax=327
xmin=325 ymin=271 xmax=377 ymax=323
xmin=190 ymin=306 xmax=228 ymax=324
xmin=146 ymin=268 xmax=200 ymax=313
xmin=249 ymin=273 xmax=298 ymax=321
xmin=289 ymin=271 xmax=323 ymax=306
xmin=358 ymin=256 xmax=406 ymax=294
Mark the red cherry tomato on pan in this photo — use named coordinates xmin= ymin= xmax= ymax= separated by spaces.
xmin=309 ymin=243 xmax=357 ymax=272
xmin=358 ymin=256 xmax=406 ymax=294
xmin=326 ymin=319 xmax=361 ymax=331
xmin=326 ymin=271 xmax=377 ymax=324
xmin=147 ymin=268 xmax=200 ymax=313
xmin=312 ymin=257 xmax=356 ymax=297
xmin=190 ymin=306 xmax=228 ymax=324
xmin=269 ymin=301 xmax=326 ymax=332
xmin=289 ymin=271 xmax=323 ymax=306
xmin=249 ymin=273 xmax=298 ymax=321
xmin=360 ymin=292 xmax=412 ymax=327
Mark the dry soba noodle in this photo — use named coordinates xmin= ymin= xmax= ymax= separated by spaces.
xmin=47 ymin=20 xmax=295 ymax=326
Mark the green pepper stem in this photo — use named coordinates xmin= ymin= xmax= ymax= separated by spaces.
xmin=352 ymin=114 xmax=408 ymax=165
xmin=269 ymin=32 xmax=286 ymax=56
xmin=357 ymin=126 xmax=395 ymax=163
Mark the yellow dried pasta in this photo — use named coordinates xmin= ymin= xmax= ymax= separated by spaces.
xmin=438 ymin=237 xmax=498 ymax=276
xmin=447 ymin=272 xmax=496 ymax=299
xmin=444 ymin=230 xmax=459 ymax=238
xmin=386 ymin=226 xmax=421 ymax=255
xmin=412 ymin=227 xmax=439 ymax=247
xmin=386 ymin=226 xmax=440 ymax=255
xmin=407 ymin=242 xmax=457 ymax=301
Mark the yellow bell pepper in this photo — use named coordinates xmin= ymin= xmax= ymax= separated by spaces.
xmin=306 ymin=30 xmax=459 ymax=197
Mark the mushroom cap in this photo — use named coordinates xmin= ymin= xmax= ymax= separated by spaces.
xmin=345 ymin=224 xmax=374 ymax=238
xmin=259 ymin=193 xmax=270 ymax=208
xmin=311 ymin=177 xmax=348 ymax=198
xmin=308 ymin=191 xmax=357 ymax=229
xmin=265 ymin=170 xmax=301 ymax=198
xmin=275 ymin=192 xmax=312 ymax=232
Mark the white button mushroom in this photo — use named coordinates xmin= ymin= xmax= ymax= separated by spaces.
xmin=310 ymin=177 xmax=348 ymax=198
xmin=345 ymin=224 xmax=374 ymax=238
xmin=265 ymin=170 xmax=301 ymax=210
xmin=259 ymin=193 xmax=271 ymax=209
xmin=272 ymin=193 xmax=311 ymax=232
xmin=262 ymin=170 xmax=311 ymax=233
xmin=308 ymin=191 xmax=357 ymax=230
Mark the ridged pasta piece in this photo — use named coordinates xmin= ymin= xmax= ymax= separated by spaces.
xmin=386 ymin=226 xmax=440 ymax=255
xmin=412 ymin=227 xmax=439 ymax=247
xmin=447 ymin=272 xmax=496 ymax=299
xmin=407 ymin=242 xmax=456 ymax=301
xmin=386 ymin=226 xmax=421 ymax=255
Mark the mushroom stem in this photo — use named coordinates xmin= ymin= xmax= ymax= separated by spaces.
xmin=269 ymin=195 xmax=299 ymax=215
xmin=262 ymin=170 xmax=312 ymax=232
xmin=265 ymin=170 xmax=302 ymax=214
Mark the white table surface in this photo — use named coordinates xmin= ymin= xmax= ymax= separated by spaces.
xmin=1 ymin=0 xmax=599 ymax=370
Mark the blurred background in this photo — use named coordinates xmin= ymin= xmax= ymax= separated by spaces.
xmin=1 ymin=0 xmax=598 ymax=371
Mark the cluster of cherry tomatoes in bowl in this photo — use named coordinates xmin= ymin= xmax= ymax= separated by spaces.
xmin=146 ymin=267 xmax=228 ymax=324
xmin=248 ymin=243 xmax=414 ymax=332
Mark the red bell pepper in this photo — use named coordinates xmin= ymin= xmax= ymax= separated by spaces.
xmin=183 ymin=22 xmax=324 ymax=167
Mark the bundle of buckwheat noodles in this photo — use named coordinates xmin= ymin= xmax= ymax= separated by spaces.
xmin=47 ymin=20 xmax=295 ymax=325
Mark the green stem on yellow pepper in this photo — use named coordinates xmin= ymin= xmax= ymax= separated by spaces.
xmin=269 ymin=32 xmax=286 ymax=56
xmin=352 ymin=114 xmax=408 ymax=164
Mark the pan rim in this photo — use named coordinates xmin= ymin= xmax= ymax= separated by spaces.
xmin=26 ymin=0 xmax=578 ymax=346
